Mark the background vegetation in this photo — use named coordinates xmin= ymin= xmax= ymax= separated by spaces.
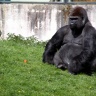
xmin=0 ymin=34 xmax=96 ymax=96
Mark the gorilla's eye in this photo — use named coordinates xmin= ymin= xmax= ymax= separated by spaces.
xmin=70 ymin=17 xmax=78 ymax=20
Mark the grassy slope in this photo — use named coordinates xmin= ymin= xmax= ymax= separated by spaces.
xmin=0 ymin=40 xmax=96 ymax=96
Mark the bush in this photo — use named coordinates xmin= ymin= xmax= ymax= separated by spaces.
xmin=7 ymin=33 xmax=47 ymax=46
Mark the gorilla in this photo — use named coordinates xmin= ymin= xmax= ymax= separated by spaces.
xmin=42 ymin=6 xmax=96 ymax=75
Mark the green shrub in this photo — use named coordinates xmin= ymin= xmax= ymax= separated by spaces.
xmin=7 ymin=33 xmax=47 ymax=46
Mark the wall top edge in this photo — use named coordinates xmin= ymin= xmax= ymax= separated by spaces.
xmin=1 ymin=1 xmax=96 ymax=5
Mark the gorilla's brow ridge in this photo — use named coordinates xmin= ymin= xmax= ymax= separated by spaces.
xmin=71 ymin=7 xmax=86 ymax=17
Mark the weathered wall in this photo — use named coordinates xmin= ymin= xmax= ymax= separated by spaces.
xmin=0 ymin=4 xmax=96 ymax=41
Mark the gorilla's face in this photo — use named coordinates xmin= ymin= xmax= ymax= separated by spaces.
xmin=69 ymin=16 xmax=84 ymax=29
xmin=69 ymin=6 xmax=88 ymax=30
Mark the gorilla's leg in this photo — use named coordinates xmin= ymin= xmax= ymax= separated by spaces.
xmin=54 ymin=51 xmax=67 ymax=70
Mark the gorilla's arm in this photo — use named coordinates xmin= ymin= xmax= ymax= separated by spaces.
xmin=43 ymin=25 xmax=68 ymax=64
xmin=68 ymin=25 xmax=96 ymax=75
xmin=73 ymin=26 xmax=96 ymax=66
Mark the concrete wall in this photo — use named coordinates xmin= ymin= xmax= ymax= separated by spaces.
xmin=0 ymin=4 xmax=96 ymax=41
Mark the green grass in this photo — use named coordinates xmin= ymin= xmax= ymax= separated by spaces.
xmin=0 ymin=40 xmax=96 ymax=96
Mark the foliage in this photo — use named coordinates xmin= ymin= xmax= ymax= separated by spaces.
xmin=7 ymin=33 xmax=47 ymax=46
xmin=7 ymin=33 xmax=25 ymax=42
xmin=0 ymin=40 xmax=96 ymax=96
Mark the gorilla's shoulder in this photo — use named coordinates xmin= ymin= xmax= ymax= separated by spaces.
xmin=85 ymin=22 xmax=96 ymax=31
xmin=58 ymin=25 xmax=69 ymax=31
xmin=83 ymin=22 xmax=96 ymax=36
xmin=57 ymin=25 xmax=70 ymax=34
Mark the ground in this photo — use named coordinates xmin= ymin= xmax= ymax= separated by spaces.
xmin=0 ymin=37 xmax=96 ymax=96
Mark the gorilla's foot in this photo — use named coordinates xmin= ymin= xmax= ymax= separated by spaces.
xmin=57 ymin=64 xmax=66 ymax=70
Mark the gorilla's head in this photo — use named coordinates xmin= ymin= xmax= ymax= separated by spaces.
xmin=69 ymin=6 xmax=89 ymax=29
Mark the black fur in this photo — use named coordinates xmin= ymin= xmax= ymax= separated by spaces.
xmin=43 ymin=6 xmax=96 ymax=75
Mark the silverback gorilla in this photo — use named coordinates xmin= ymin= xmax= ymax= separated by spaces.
xmin=42 ymin=6 xmax=96 ymax=75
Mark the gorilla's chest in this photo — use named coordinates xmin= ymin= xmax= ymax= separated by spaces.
xmin=62 ymin=31 xmax=84 ymax=65
xmin=63 ymin=31 xmax=83 ymax=45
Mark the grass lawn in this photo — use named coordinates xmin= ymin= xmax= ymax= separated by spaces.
xmin=0 ymin=38 xmax=96 ymax=96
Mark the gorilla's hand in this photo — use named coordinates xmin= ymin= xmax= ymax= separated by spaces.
xmin=68 ymin=58 xmax=82 ymax=75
